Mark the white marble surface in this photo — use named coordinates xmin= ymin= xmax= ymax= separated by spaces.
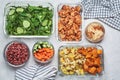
xmin=0 ymin=0 xmax=120 ymax=80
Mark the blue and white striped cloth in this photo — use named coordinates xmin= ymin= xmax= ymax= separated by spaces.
xmin=16 ymin=65 xmax=39 ymax=80
xmin=33 ymin=65 xmax=57 ymax=80
xmin=15 ymin=65 xmax=57 ymax=80
xmin=81 ymin=0 xmax=120 ymax=31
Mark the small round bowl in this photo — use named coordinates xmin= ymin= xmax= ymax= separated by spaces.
xmin=4 ymin=41 xmax=30 ymax=67
xmin=32 ymin=41 xmax=54 ymax=64
xmin=85 ymin=22 xmax=105 ymax=43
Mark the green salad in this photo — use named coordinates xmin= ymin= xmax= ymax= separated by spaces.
xmin=6 ymin=5 xmax=53 ymax=36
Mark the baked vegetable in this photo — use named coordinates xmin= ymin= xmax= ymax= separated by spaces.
xmin=59 ymin=46 xmax=103 ymax=75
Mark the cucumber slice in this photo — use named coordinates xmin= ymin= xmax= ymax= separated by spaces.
xmin=38 ymin=41 xmax=43 ymax=45
xmin=33 ymin=50 xmax=36 ymax=53
xmin=38 ymin=45 xmax=41 ymax=49
xmin=9 ymin=9 xmax=15 ymax=15
xmin=47 ymin=44 xmax=53 ymax=49
xmin=49 ymin=46 xmax=53 ymax=49
xmin=47 ymin=44 xmax=50 ymax=47
xmin=26 ymin=14 xmax=32 ymax=18
xmin=34 ymin=44 xmax=39 ymax=50
xmin=17 ymin=27 xmax=24 ymax=34
xmin=42 ymin=44 xmax=47 ymax=48
xmin=46 ymin=31 xmax=50 ymax=34
xmin=48 ymin=20 xmax=52 ymax=26
xmin=23 ymin=20 xmax=30 ymax=28
xmin=16 ymin=8 xmax=24 ymax=12
xmin=43 ymin=41 xmax=48 ymax=45
xmin=45 ymin=26 xmax=49 ymax=30
xmin=42 ymin=20 xmax=48 ymax=26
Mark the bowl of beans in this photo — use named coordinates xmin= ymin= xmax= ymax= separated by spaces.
xmin=32 ymin=41 xmax=54 ymax=64
xmin=4 ymin=41 xmax=30 ymax=67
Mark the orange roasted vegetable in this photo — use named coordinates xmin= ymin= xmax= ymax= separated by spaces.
xmin=78 ymin=47 xmax=103 ymax=75
xmin=88 ymin=67 xmax=97 ymax=74
xmin=97 ymin=66 xmax=102 ymax=73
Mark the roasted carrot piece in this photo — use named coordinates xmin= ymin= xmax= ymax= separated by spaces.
xmin=97 ymin=66 xmax=102 ymax=73
xmin=88 ymin=67 xmax=97 ymax=74
xmin=97 ymin=49 xmax=102 ymax=55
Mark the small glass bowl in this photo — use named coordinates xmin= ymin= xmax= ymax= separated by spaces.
xmin=32 ymin=41 xmax=54 ymax=64
xmin=4 ymin=41 xmax=30 ymax=67
xmin=85 ymin=22 xmax=105 ymax=43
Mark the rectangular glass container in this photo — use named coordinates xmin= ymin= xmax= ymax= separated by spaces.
xmin=56 ymin=3 xmax=83 ymax=43
xmin=4 ymin=1 xmax=55 ymax=38
xmin=58 ymin=44 xmax=104 ymax=78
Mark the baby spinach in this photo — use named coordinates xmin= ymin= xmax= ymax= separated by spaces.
xmin=6 ymin=5 xmax=53 ymax=36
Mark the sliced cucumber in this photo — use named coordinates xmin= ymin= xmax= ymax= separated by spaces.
xmin=47 ymin=44 xmax=50 ymax=47
xmin=47 ymin=44 xmax=53 ymax=49
xmin=16 ymin=8 xmax=24 ymax=12
xmin=46 ymin=31 xmax=50 ymax=34
xmin=34 ymin=41 xmax=53 ymax=50
xmin=34 ymin=44 xmax=39 ymax=50
xmin=42 ymin=20 xmax=48 ymax=26
xmin=49 ymin=46 xmax=53 ymax=49
xmin=37 ymin=41 xmax=43 ymax=45
xmin=26 ymin=14 xmax=32 ymax=18
xmin=48 ymin=20 xmax=52 ymax=26
xmin=33 ymin=50 xmax=36 ymax=53
xmin=45 ymin=26 xmax=49 ymax=30
xmin=38 ymin=45 xmax=41 ymax=49
xmin=23 ymin=20 xmax=30 ymax=28
xmin=9 ymin=9 xmax=15 ymax=15
xmin=43 ymin=41 xmax=48 ymax=45
xmin=17 ymin=27 xmax=24 ymax=34
xmin=38 ymin=15 xmax=42 ymax=20
xmin=42 ymin=44 xmax=47 ymax=48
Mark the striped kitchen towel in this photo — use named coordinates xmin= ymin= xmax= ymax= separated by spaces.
xmin=33 ymin=65 xmax=57 ymax=80
xmin=15 ymin=65 xmax=57 ymax=80
xmin=16 ymin=65 xmax=39 ymax=80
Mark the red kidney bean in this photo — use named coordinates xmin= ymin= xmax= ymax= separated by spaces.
xmin=5 ymin=42 xmax=29 ymax=65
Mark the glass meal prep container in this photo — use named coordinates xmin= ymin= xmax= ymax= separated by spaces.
xmin=58 ymin=45 xmax=104 ymax=78
xmin=57 ymin=3 xmax=83 ymax=43
xmin=4 ymin=1 xmax=55 ymax=38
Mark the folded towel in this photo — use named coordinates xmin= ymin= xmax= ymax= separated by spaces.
xmin=16 ymin=65 xmax=39 ymax=80
xmin=110 ymin=0 xmax=120 ymax=16
xmin=81 ymin=0 xmax=120 ymax=31
xmin=81 ymin=0 xmax=115 ymax=18
xmin=33 ymin=65 xmax=57 ymax=80
xmin=15 ymin=65 xmax=57 ymax=80
xmin=99 ymin=13 xmax=120 ymax=31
